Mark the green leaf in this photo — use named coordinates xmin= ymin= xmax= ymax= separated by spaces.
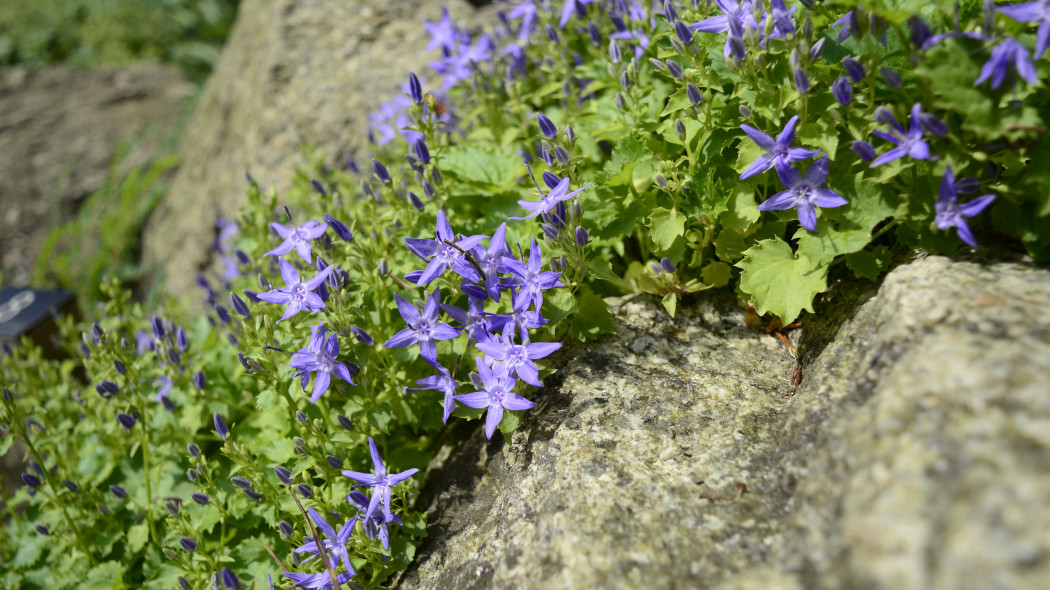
xmin=661 ymin=292 xmax=677 ymax=317
xmin=497 ymin=409 xmax=523 ymax=441
xmin=127 ymin=523 xmax=149 ymax=554
xmin=84 ymin=561 xmax=125 ymax=590
xmin=541 ymin=288 xmax=578 ymax=328
xmin=440 ymin=145 xmax=519 ymax=189
xmin=649 ymin=207 xmax=686 ymax=251
xmin=794 ymin=227 xmax=872 ymax=269
xmin=255 ymin=387 xmax=277 ymax=411
xmin=660 ymin=88 xmax=694 ymax=117
xmin=571 ymin=290 xmax=616 ymax=340
xmin=701 ymin=261 xmax=733 ymax=287
xmin=719 ymin=184 xmax=761 ymax=232
xmin=797 ymin=116 xmax=839 ymax=160
xmin=595 ymin=135 xmax=646 ymax=186
xmin=846 ymin=245 xmax=893 ymax=281
xmin=367 ymin=404 xmax=393 ymax=434
xmin=737 ymin=237 xmax=828 ymax=324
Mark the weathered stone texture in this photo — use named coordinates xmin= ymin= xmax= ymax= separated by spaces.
xmin=398 ymin=256 xmax=1050 ymax=590
xmin=142 ymin=0 xmax=493 ymax=297
xmin=0 ymin=64 xmax=192 ymax=286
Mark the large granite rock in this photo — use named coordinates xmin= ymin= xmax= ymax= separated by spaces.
xmin=397 ymin=256 xmax=1050 ymax=590
xmin=142 ymin=0 xmax=494 ymax=296
xmin=0 ymin=64 xmax=193 ymax=286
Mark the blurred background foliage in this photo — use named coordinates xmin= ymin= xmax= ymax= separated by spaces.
xmin=0 ymin=0 xmax=240 ymax=83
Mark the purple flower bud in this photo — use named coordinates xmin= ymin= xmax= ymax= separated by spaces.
xmin=344 ymin=156 xmax=359 ymax=173
xmin=414 ymin=138 xmax=431 ymax=164
xmin=542 ymin=223 xmax=561 ymax=241
xmin=431 ymin=166 xmax=442 ymax=185
xmin=666 ymin=59 xmax=684 ymax=79
xmin=117 ymin=413 xmax=135 ymax=430
xmin=274 ymin=466 xmax=294 ymax=485
xmin=180 ymin=537 xmax=197 ymax=552
xmin=565 ymin=125 xmax=576 ymax=145
xmin=540 ymin=144 xmax=556 ymax=165
xmin=686 ymin=82 xmax=703 ymax=106
xmin=187 ymin=444 xmax=201 ymax=459
xmin=295 ymin=483 xmax=314 ymax=498
xmin=213 ymin=413 xmax=229 ymax=440
xmin=321 ymin=214 xmax=352 ymax=242
xmin=955 ymin=176 xmax=981 ymax=194
xmin=728 ymin=36 xmax=746 ymax=60
xmin=221 ymin=567 xmax=240 ymax=589
xmin=851 ymin=140 xmax=876 ymax=162
xmin=279 ymin=520 xmax=294 ymax=537
xmin=661 ymin=257 xmax=676 ymax=273
xmin=231 ymin=476 xmax=252 ymax=490
xmin=793 ymin=68 xmax=810 ymax=93
xmin=843 ymin=58 xmax=865 ymax=82
xmin=409 ymin=191 xmax=424 ymax=211
xmin=789 ymin=48 xmax=801 ymax=69
xmin=675 ymin=20 xmax=693 ymax=45
xmin=35 ymin=524 xmax=49 ymax=536
xmin=675 ymin=119 xmax=687 ymax=138
xmin=537 ymin=113 xmax=558 ymax=139
xmin=373 ymin=159 xmax=391 ymax=183
xmin=919 ymin=112 xmax=948 ymax=137
xmin=546 ymin=24 xmax=559 ymax=43
xmin=310 ymin=179 xmax=327 ymax=196
xmin=880 ymin=67 xmax=902 ymax=88
xmin=651 ymin=261 xmax=664 ymax=274
xmin=554 ymin=145 xmax=570 ymax=165
xmin=620 ymin=70 xmax=632 ymax=90
xmin=192 ymin=492 xmax=210 ymax=505
xmin=325 ymin=455 xmax=344 ymax=469
xmin=244 ymin=489 xmax=263 ymax=502
xmin=92 ymin=323 xmax=104 ymax=340
xmin=152 ymin=317 xmax=165 ymax=339
xmin=422 ymin=179 xmax=435 ymax=199
xmin=176 ymin=327 xmax=188 ymax=351
xmin=542 ymin=171 xmax=561 ymax=189
xmin=110 ymin=484 xmax=127 ymax=498
xmin=187 ymin=468 xmax=199 ymax=481
xmin=575 ymin=226 xmax=589 ymax=246
xmin=555 ymin=201 xmax=568 ymax=226
xmin=408 ymin=72 xmax=423 ymax=104
xmin=833 ymin=76 xmax=853 ymax=106
xmin=215 ymin=305 xmax=230 ymax=324
xmin=649 ymin=57 xmax=667 ymax=72
xmin=908 ymin=16 xmax=932 ymax=49
xmin=26 ymin=418 xmax=45 ymax=434
xmin=228 ymin=293 xmax=250 ymax=319
xmin=664 ymin=0 xmax=679 ymax=21
xmin=739 ymin=104 xmax=753 ymax=118
xmin=21 ymin=472 xmax=41 ymax=488
xmin=609 ymin=40 xmax=622 ymax=64
xmin=337 ymin=414 xmax=354 ymax=431
xmin=588 ymin=23 xmax=602 ymax=46
xmin=167 ymin=501 xmax=180 ymax=517
xmin=616 ymin=92 xmax=627 ymax=112
xmin=63 ymin=479 xmax=79 ymax=493
xmin=192 ymin=371 xmax=205 ymax=390
xmin=810 ymin=38 xmax=826 ymax=61
xmin=113 ymin=360 xmax=126 ymax=375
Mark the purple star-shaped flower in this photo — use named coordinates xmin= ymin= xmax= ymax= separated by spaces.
xmin=870 ymin=103 xmax=937 ymax=167
xmin=404 ymin=359 xmax=458 ymax=423
xmin=501 ymin=238 xmax=565 ymax=311
xmin=282 ymin=572 xmax=355 ymax=590
xmin=475 ymin=328 xmax=561 ymax=388
xmin=423 ymin=7 xmax=469 ymax=52
xmin=486 ymin=304 xmax=548 ymax=342
xmin=934 ymin=167 xmax=996 ymax=247
xmin=382 ymin=289 xmax=460 ymax=364
xmin=454 ymin=357 xmax=538 ymax=439
xmin=688 ymin=0 xmax=764 ymax=58
xmin=975 ymin=39 xmax=1038 ymax=90
xmin=404 ymin=211 xmax=485 ymax=286
xmin=347 ymin=490 xmax=403 ymax=551
xmin=264 ymin=220 xmax=327 ymax=263
xmin=290 ymin=323 xmax=356 ymax=404
xmin=468 ymin=222 xmax=510 ymax=302
xmin=999 ymin=0 xmax=1050 ymax=58
xmin=442 ymin=297 xmax=496 ymax=344
xmin=341 ymin=437 xmax=419 ymax=521
xmin=738 ymin=115 xmax=822 ymax=180
xmin=294 ymin=507 xmax=357 ymax=576
xmin=511 ymin=175 xmax=591 ymax=221
xmin=758 ymin=157 xmax=848 ymax=233
xmin=560 ymin=0 xmax=596 ymax=29
xmin=256 ymin=258 xmax=334 ymax=322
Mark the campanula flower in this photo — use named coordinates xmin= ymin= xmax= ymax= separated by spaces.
xmin=999 ymin=0 xmax=1050 ymax=58
xmin=738 ymin=115 xmax=821 ymax=180
xmin=511 ymin=171 xmax=590 ymax=221
xmin=560 ymin=0 xmax=595 ymax=29
xmin=468 ymin=222 xmax=510 ymax=301
xmin=405 ymin=360 xmax=459 ymax=423
xmin=689 ymin=0 xmax=762 ymax=58
xmin=501 ymin=238 xmax=564 ymax=311
xmin=454 ymin=357 xmax=538 ymax=440
xmin=404 ymin=211 xmax=485 ymax=285
xmin=382 ymin=289 xmax=460 ymax=364
xmin=974 ymin=39 xmax=1038 ymax=90
xmin=758 ymin=157 xmax=848 ymax=232
xmin=264 ymin=221 xmax=327 ymax=263
xmin=294 ymin=507 xmax=357 ymax=576
xmin=833 ymin=76 xmax=853 ymax=106
xmin=347 ymin=490 xmax=402 ymax=551
xmin=934 ymin=167 xmax=996 ymax=247
xmin=256 ymin=258 xmax=334 ymax=322
xmin=423 ymin=7 xmax=469 ymax=52
xmin=213 ymin=412 xmax=229 ymax=440
xmin=475 ymin=328 xmax=562 ymax=388
xmin=486 ymin=305 xmax=548 ymax=342
xmin=282 ymin=572 xmax=355 ymax=590
xmin=290 ymin=323 xmax=356 ymax=404
xmin=870 ymin=103 xmax=937 ymax=167
xmin=341 ymin=437 xmax=419 ymax=521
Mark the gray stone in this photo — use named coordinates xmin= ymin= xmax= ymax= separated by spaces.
xmin=0 ymin=64 xmax=193 ymax=286
xmin=397 ymin=256 xmax=1050 ymax=590
xmin=142 ymin=0 xmax=495 ymax=297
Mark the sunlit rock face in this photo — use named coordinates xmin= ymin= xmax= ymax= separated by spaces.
xmin=397 ymin=256 xmax=1050 ymax=590
xmin=142 ymin=0 xmax=494 ymax=297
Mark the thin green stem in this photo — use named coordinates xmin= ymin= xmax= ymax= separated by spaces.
xmin=138 ymin=407 xmax=158 ymax=545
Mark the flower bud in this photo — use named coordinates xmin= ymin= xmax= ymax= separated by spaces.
xmin=187 ymin=443 xmax=201 ymax=458
xmin=649 ymin=57 xmax=667 ymax=72
xmin=166 ymin=501 xmax=180 ymax=517
xmin=221 ymin=567 xmax=240 ymax=589
xmin=110 ymin=484 xmax=127 ymax=498
xmin=192 ymin=492 xmax=210 ymax=505
xmin=661 ymin=257 xmax=676 ymax=273
xmin=244 ymin=489 xmax=263 ymax=502
xmin=675 ymin=119 xmax=687 ymax=139
xmin=674 ymin=20 xmax=693 ymax=45
xmin=21 ymin=473 xmax=41 ymax=488
xmin=63 ymin=479 xmax=79 ymax=493
xmin=372 ymin=160 xmax=391 ymax=183
xmin=810 ymin=38 xmax=826 ymax=62
xmin=337 ymin=414 xmax=354 ymax=431
xmin=274 ymin=466 xmax=294 ymax=485
xmin=665 ymin=59 xmax=684 ymax=79
xmin=113 ymin=360 xmax=126 ymax=375
xmin=851 ymin=140 xmax=876 ymax=162
xmin=213 ymin=413 xmax=229 ymax=440
xmin=117 ymin=413 xmax=135 ymax=430
xmin=955 ymin=176 xmax=981 ymax=194
xmin=36 ymin=524 xmax=49 ymax=536
xmin=413 ymin=138 xmax=431 ymax=164
xmin=279 ymin=520 xmax=294 ymax=537
xmin=537 ymin=113 xmax=558 ymax=139
xmin=230 ymin=476 xmax=252 ymax=490
xmin=408 ymin=72 xmax=423 ymax=104
xmin=880 ymin=67 xmax=902 ymax=88
xmin=833 ymin=76 xmax=853 ymax=106
xmin=616 ymin=93 xmax=627 ymax=112
xmin=325 ymin=455 xmax=344 ymax=469
xmin=310 ymin=179 xmax=327 ymax=196
xmin=793 ymin=68 xmax=810 ymax=94
xmin=180 ymin=537 xmax=198 ymax=552
xmin=187 ymin=468 xmax=199 ymax=481
xmin=686 ymin=83 xmax=703 ymax=106
xmin=323 ymin=215 xmax=353 ymax=242
xmin=575 ymin=226 xmax=590 ymax=246
xmin=296 ymin=483 xmax=314 ymax=498
xmin=609 ymin=40 xmax=622 ymax=64
xmin=193 ymin=371 xmax=206 ymax=390
xmin=296 ymin=411 xmax=309 ymax=424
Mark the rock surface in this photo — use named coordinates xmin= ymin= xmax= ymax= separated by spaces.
xmin=397 ymin=256 xmax=1050 ymax=590
xmin=0 ymin=64 xmax=193 ymax=286
xmin=141 ymin=0 xmax=495 ymax=297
